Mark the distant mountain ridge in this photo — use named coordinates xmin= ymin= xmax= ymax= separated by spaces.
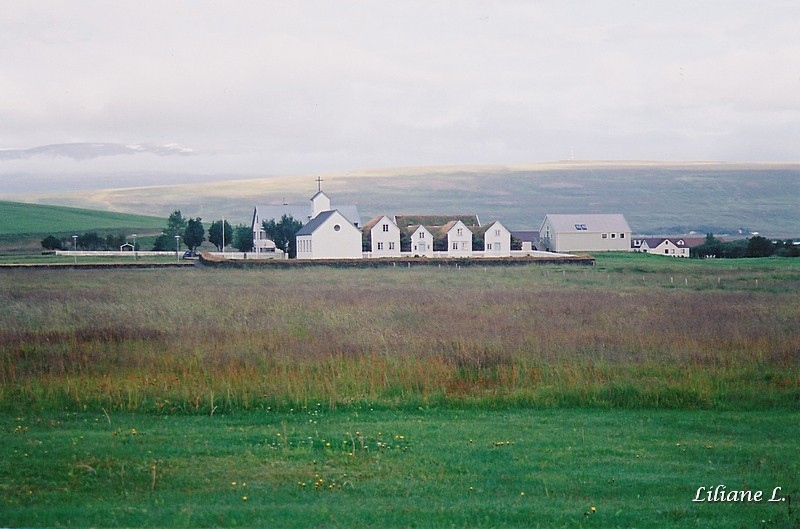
xmin=0 ymin=142 xmax=194 ymax=161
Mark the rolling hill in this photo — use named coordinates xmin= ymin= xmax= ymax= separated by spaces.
xmin=0 ymin=201 xmax=164 ymax=252
xmin=5 ymin=161 xmax=800 ymax=240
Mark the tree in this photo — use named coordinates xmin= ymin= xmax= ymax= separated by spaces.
xmin=232 ymin=224 xmax=254 ymax=252
xmin=262 ymin=214 xmax=303 ymax=258
xmin=183 ymin=218 xmax=205 ymax=251
xmin=745 ymin=235 xmax=775 ymax=258
xmin=153 ymin=210 xmax=188 ymax=251
xmin=77 ymin=232 xmax=105 ymax=251
xmin=692 ymin=233 xmax=723 ymax=258
xmin=152 ymin=233 xmax=174 ymax=251
xmin=105 ymin=233 xmax=126 ymax=250
xmin=166 ymin=210 xmax=188 ymax=237
xmin=472 ymin=233 xmax=484 ymax=252
xmin=41 ymin=235 xmax=63 ymax=251
xmin=208 ymin=220 xmax=234 ymax=251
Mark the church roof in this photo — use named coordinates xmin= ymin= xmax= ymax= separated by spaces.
xmin=295 ymin=210 xmax=338 ymax=236
xmin=253 ymin=203 xmax=362 ymax=228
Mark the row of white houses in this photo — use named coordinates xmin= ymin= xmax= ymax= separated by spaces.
xmin=250 ymin=188 xmax=700 ymax=260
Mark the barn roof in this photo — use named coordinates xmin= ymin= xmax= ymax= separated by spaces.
xmin=543 ymin=214 xmax=631 ymax=233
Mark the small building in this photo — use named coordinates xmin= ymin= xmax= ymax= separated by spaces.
xmin=539 ymin=214 xmax=632 ymax=253
xmin=481 ymin=221 xmax=511 ymax=257
xmin=632 ymin=237 xmax=703 ymax=257
xmin=295 ymin=210 xmax=363 ymax=260
xmin=442 ymin=220 xmax=473 ymax=257
xmin=409 ymin=225 xmax=435 ymax=257
xmin=364 ymin=215 xmax=401 ymax=257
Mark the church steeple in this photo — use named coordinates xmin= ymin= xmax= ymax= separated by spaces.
xmin=310 ymin=179 xmax=331 ymax=219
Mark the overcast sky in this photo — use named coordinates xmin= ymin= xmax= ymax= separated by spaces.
xmin=1 ymin=1 xmax=799 ymax=179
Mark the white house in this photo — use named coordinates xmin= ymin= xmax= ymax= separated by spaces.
xmin=539 ymin=214 xmax=632 ymax=253
xmin=365 ymin=215 xmax=401 ymax=257
xmin=482 ymin=221 xmax=511 ymax=257
xmin=295 ymin=210 xmax=363 ymax=260
xmin=409 ymin=225 xmax=434 ymax=257
xmin=633 ymin=237 xmax=701 ymax=257
xmin=442 ymin=220 xmax=473 ymax=257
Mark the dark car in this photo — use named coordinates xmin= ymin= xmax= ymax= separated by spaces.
xmin=182 ymin=250 xmax=199 ymax=259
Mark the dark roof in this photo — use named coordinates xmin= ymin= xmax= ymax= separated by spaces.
xmin=295 ymin=210 xmax=338 ymax=236
xmin=511 ymin=230 xmax=540 ymax=242
xmin=636 ymin=236 xmax=706 ymax=248
xmin=394 ymin=214 xmax=480 ymax=229
xmin=253 ymin=204 xmax=361 ymax=228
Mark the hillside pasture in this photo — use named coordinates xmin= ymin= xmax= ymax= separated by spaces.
xmin=16 ymin=162 xmax=800 ymax=237
xmin=0 ymin=200 xmax=164 ymax=254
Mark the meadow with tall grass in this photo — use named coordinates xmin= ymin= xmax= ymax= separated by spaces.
xmin=1 ymin=254 xmax=798 ymax=413
xmin=1 ymin=254 xmax=798 ymax=527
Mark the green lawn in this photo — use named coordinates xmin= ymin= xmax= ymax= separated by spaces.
xmin=2 ymin=408 xmax=798 ymax=528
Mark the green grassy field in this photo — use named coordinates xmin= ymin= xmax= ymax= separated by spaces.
xmin=0 ymin=200 xmax=163 ymax=236
xmin=3 ymin=408 xmax=798 ymax=528
xmin=1 ymin=254 xmax=798 ymax=527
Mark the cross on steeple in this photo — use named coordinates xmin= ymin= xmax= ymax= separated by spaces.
xmin=315 ymin=176 xmax=323 ymax=192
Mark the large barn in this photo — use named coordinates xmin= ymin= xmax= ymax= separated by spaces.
xmin=539 ymin=214 xmax=632 ymax=253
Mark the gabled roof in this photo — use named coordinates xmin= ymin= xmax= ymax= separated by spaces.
xmin=638 ymin=236 xmax=706 ymax=248
xmin=474 ymin=220 xmax=509 ymax=237
xmin=363 ymin=215 xmax=397 ymax=232
xmin=440 ymin=220 xmax=472 ymax=236
xmin=408 ymin=224 xmax=433 ymax=235
xmin=543 ymin=214 xmax=631 ymax=233
xmin=295 ymin=210 xmax=339 ymax=236
xmin=254 ymin=203 xmax=361 ymax=227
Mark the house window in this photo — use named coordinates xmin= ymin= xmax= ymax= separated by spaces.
xmin=419 ymin=232 xmax=425 ymax=239
xmin=389 ymin=242 xmax=395 ymax=250
xmin=486 ymin=243 xmax=491 ymax=250
xmin=611 ymin=233 xmax=616 ymax=239
xmin=333 ymin=224 xmax=341 ymax=232
xmin=495 ymin=230 xmax=501 ymax=236
xmin=382 ymin=224 xmax=389 ymax=232
xmin=377 ymin=242 xmax=384 ymax=250
xmin=457 ymin=228 xmax=463 ymax=236
xmin=575 ymin=224 xmax=587 ymax=231
xmin=602 ymin=233 xmax=608 ymax=239
xmin=665 ymin=249 xmax=669 ymax=254
xmin=452 ymin=242 xmax=458 ymax=250
xmin=620 ymin=233 xmax=625 ymax=239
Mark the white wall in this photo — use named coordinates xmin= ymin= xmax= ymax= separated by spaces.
xmin=370 ymin=216 xmax=401 ymax=257
xmin=299 ymin=211 xmax=362 ymax=259
xmin=484 ymin=222 xmax=511 ymax=257
xmin=447 ymin=221 xmax=472 ymax=257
